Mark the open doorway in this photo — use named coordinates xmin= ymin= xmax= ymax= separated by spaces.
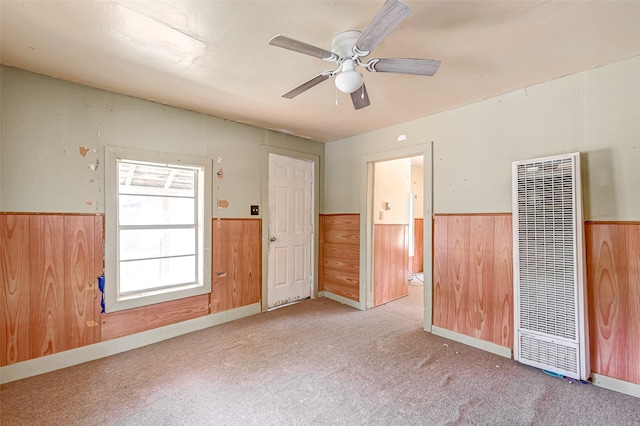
xmin=370 ymin=156 xmax=424 ymax=312
xmin=360 ymin=143 xmax=433 ymax=331
xmin=408 ymin=156 xmax=426 ymax=290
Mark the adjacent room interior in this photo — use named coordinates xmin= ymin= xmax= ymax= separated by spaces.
xmin=1 ymin=0 xmax=639 ymax=422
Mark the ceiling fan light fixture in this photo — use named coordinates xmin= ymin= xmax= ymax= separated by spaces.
xmin=335 ymin=70 xmax=364 ymax=94
xmin=269 ymin=1 xmax=439 ymax=109
xmin=335 ymin=58 xmax=363 ymax=93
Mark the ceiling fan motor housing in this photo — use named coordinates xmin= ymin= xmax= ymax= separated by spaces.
xmin=331 ymin=30 xmax=362 ymax=59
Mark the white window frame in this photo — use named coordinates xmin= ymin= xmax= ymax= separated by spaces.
xmin=105 ymin=146 xmax=212 ymax=312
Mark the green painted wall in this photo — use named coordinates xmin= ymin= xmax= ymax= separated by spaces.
xmin=325 ymin=55 xmax=640 ymax=221
xmin=0 ymin=66 xmax=324 ymax=216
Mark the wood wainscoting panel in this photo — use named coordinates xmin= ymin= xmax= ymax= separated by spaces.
xmin=211 ymin=219 xmax=261 ymax=313
xmin=94 ymin=215 xmax=104 ymax=343
xmin=322 ymin=214 xmax=360 ymax=301
xmin=0 ymin=215 xmax=31 ymax=365
xmin=101 ymin=294 xmax=209 ymax=341
xmin=29 ymin=215 xmax=66 ymax=358
xmin=629 ymin=225 xmax=640 ymax=384
xmin=586 ymin=222 xmax=640 ymax=384
xmin=409 ymin=218 xmax=424 ymax=274
xmin=318 ymin=215 xmax=325 ymax=292
xmin=468 ymin=215 xmax=495 ymax=340
xmin=433 ymin=215 xmax=450 ymax=329
xmin=373 ymin=224 xmax=408 ymax=306
xmin=433 ymin=214 xmax=513 ymax=350
xmin=448 ymin=216 xmax=470 ymax=334
xmin=64 ymin=215 xmax=99 ymax=350
xmin=1 ymin=213 xmax=104 ymax=366
xmin=492 ymin=215 xmax=514 ymax=349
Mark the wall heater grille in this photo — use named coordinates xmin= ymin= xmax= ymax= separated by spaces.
xmin=512 ymin=152 xmax=589 ymax=380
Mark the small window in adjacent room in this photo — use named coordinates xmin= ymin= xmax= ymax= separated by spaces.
xmin=105 ymin=147 xmax=212 ymax=312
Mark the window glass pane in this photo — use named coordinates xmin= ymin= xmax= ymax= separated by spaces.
xmin=120 ymin=256 xmax=197 ymax=294
xmin=120 ymin=228 xmax=196 ymax=261
xmin=119 ymin=162 xmax=195 ymax=197
xmin=107 ymin=146 xmax=211 ymax=311
xmin=119 ymin=195 xmax=195 ymax=225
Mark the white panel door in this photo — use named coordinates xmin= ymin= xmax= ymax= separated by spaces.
xmin=268 ymin=153 xmax=313 ymax=309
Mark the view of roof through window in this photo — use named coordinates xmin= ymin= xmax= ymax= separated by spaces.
xmin=118 ymin=161 xmax=196 ymax=196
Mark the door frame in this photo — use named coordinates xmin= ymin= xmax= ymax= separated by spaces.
xmin=261 ymin=146 xmax=320 ymax=312
xmin=360 ymin=143 xmax=434 ymax=332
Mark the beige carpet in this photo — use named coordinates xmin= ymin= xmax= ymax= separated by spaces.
xmin=1 ymin=287 xmax=638 ymax=425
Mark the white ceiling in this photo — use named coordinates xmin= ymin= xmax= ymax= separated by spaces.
xmin=2 ymin=0 xmax=640 ymax=143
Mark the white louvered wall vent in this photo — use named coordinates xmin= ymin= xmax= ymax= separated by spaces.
xmin=512 ymin=152 xmax=590 ymax=380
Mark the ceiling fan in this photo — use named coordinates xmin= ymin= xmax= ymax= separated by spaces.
xmin=269 ymin=0 xmax=441 ymax=110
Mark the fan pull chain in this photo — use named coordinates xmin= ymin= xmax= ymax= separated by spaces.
xmin=361 ymin=85 xmax=365 ymax=99
xmin=335 ymin=84 xmax=338 ymax=106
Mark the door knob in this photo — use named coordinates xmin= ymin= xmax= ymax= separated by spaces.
xmin=270 ymin=236 xmax=277 ymax=242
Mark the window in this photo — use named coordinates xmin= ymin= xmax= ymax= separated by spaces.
xmin=105 ymin=147 xmax=211 ymax=312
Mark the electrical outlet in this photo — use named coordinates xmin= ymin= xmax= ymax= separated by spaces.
xmin=251 ymin=205 xmax=259 ymax=215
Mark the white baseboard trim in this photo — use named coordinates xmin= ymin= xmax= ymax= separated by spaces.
xmin=0 ymin=303 xmax=261 ymax=384
xmin=591 ymin=373 xmax=640 ymax=398
xmin=318 ymin=291 xmax=362 ymax=310
xmin=431 ymin=325 xmax=512 ymax=359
